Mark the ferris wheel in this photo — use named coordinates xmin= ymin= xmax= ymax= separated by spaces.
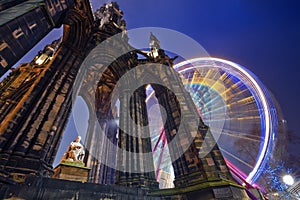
xmin=148 ymin=57 xmax=278 ymax=188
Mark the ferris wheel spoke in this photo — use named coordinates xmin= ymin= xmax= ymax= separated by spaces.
xmin=215 ymin=128 xmax=263 ymax=140
xmin=219 ymin=131 xmax=262 ymax=142
xmin=227 ymin=96 xmax=256 ymax=108
xmin=201 ymin=104 xmax=227 ymax=115
xmin=224 ymin=88 xmax=252 ymax=103
xmin=220 ymin=147 xmax=254 ymax=169
xmin=188 ymin=79 xmax=244 ymax=108
xmin=227 ymin=108 xmax=260 ymax=116
xmin=200 ymin=103 xmax=260 ymax=118
xmin=224 ymin=116 xmax=261 ymax=121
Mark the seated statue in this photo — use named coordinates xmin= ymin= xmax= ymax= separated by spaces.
xmin=61 ymin=136 xmax=85 ymax=162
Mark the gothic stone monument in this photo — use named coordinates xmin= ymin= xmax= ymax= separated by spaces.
xmin=0 ymin=1 xmax=249 ymax=199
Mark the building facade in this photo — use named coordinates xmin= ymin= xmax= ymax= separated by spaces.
xmin=0 ymin=0 xmax=75 ymax=76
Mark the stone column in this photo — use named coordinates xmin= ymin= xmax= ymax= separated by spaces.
xmin=134 ymin=87 xmax=158 ymax=189
xmin=116 ymin=87 xmax=158 ymax=189
xmin=152 ymin=63 xmax=233 ymax=188
xmin=0 ymin=3 xmax=94 ymax=181
xmin=83 ymin=113 xmax=103 ymax=183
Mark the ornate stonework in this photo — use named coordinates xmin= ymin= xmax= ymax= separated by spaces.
xmin=0 ymin=1 xmax=250 ymax=199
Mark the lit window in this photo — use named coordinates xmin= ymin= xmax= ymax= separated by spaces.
xmin=29 ymin=23 xmax=37 ymax=30
xmin=12 ymin=28 xmax=24 ymax=39
xmin=0 ymin=55 xmax=8 ymax=68
xmin=47 ymin=2 xmax=56 ymax=16
xmin=35 ymin=54 xmax=49 ymax=65
xmin=0 ymin=41 xmax=8 ymax=51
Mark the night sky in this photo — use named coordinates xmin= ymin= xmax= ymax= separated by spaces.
xmin=109 ymin=0 xmax=300 ymax=136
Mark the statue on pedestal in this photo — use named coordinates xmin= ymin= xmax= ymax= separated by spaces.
xmin=61 ymin=136 xmax=85 ymax=162
xmin=54 ymin=136 xmax=90 ymax=182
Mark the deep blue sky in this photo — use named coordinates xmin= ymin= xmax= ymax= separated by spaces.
xmin=114 ymin=0 xmax=300 ymax=134
xmin=106 ymin=0 xmax=300 ymax=136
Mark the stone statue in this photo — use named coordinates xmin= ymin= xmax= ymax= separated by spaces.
xmin=94 ymin=2 xmax=125 ymax=30
xmin=148 ymin=32 xmax=161 ymax=59
xmin=146 ymin=33 xmax=178 ymax=64
xmin=61 ymin=136 xmax=85 ymax=162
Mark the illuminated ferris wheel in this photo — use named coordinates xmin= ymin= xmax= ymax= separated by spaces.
xmin=148 ymin=57 xmax=278 ymax=188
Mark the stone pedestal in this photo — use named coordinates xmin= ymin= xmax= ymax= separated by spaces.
xmin=53 ymin=161 xmax=90 ymax=183
xmin=149 ymin=179 xmax=250 ymax=200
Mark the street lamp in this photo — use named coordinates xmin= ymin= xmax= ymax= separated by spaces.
xmin=283 ymin=174 xmax=295 ymax=186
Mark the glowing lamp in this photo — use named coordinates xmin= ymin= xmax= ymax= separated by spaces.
xmin=282 ymin=174 xmax=294 ymax=186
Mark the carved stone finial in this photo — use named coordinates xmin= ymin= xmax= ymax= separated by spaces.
xmin=148 ymin=32 xmax=162 ymax=59
xmin=149 ymin=32 xmax=161 ymax=49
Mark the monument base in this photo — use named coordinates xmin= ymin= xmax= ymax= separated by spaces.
xmin=0 ymin=176 xmax=251 ymax=199
xmin=0 ymin=176 xmax=159 ymax=200
xmin=149 ymin=179 xmax=250 ymax=200
xmin=53 ymin=161 xmax=90 ymax=183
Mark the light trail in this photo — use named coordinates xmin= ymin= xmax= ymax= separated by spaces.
xmin=174 ymin=57 xmax=275 ymax=184
xmin=146 ymin=57 xmax=276 ymax=186
xmin=221 ymin=132 xmax=261 ymax=142
xmin=220 ymin=147 xmax=254 ymax=169
xmin=216 ymin=128 xmax=263 ymax=140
